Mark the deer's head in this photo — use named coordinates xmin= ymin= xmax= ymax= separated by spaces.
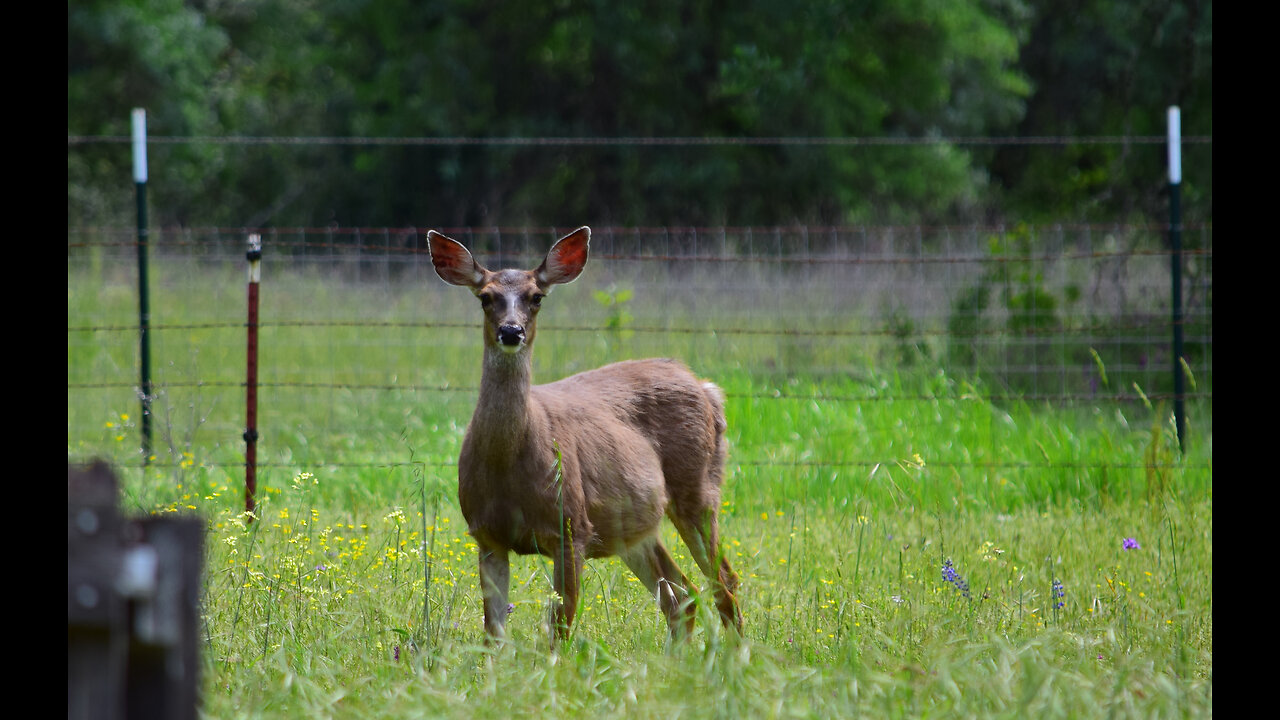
xmin=427 ymin=227 xmax=590 ymax=354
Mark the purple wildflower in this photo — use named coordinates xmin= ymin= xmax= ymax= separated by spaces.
xmin=1052 ymin=578 xmax=1066 ymax=609
xmin=506 ymin=603 xmax=515 ymax=615
xmin=1123 ymin=538 xmax=1140 ymax=550
xmin=942 ymin=558 xmax=971 ymax=599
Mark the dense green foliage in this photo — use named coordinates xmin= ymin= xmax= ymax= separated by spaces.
xmin=68 ymin=0 xmax=1211 ymax=228
xmin=991 ymin=0 xmax=1213 ymax=222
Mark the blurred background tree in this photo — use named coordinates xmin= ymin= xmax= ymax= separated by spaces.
xmin=989 ymin=0 xmax=1212 ymax=223
xmin=68 ymin=0 xmax=1211 ymax=229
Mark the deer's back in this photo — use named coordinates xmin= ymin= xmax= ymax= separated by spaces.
xmin=537 ymin=357 xmax=725 ymax=493
xmin=536 ymin=358 xmax=722 ymax=453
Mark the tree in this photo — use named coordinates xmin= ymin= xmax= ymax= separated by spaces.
xmin=72 ymin=1 xmax=1212 ymax=230
xmin=990 ymin=0 xmax=1212 ymax=224
xmin=329 ymin=0 xmax=1032 ymax=226
xmin=69 ymin=0 xmax=230 ymax=225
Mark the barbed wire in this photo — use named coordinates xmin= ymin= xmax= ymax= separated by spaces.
xmin=96 ymin=458 xmax=1211 ymax=472
xmin=67 ymin=221 xmax=1212 ymax=238
xmin=66 ymin=379 xmax=1207 ymax=405
xmin=70 ymin=217 xmax=1212 ymax=475
xmin=67 ymin=241 xmax=1213 ymax=266
xmin=67 ymin=224 xmax=1214 ymax=274
xmin=66 ymin=317 xmax=1209 ymax=341
xmin=68 ymin=134 xmax=1213 ymax=147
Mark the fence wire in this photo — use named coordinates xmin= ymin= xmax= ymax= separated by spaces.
xmin=68 ymin=133 xmax=1214 ymax=147
xmin=68 ymin=223 xmax=1212 ymax=476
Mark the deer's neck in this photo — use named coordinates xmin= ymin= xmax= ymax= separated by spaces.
xmin=471 ymin=348 xmax=538 ymax=454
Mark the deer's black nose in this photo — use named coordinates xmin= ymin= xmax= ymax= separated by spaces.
xmin=497 ymin=324 xmax=525 ymax=347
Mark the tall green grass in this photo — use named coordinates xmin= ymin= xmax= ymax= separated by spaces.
xmin=69 ymin=256 xmax=1210 ymax=718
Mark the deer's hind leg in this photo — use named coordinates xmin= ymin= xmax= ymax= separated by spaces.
xmin=664 ymin=389 xmax=743 ymax=632
xmin=668 ymin=506 xmax=743 ymax=633
xmin=619 ymin=536 xmax=697 ymax=639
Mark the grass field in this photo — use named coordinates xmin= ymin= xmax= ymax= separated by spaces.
xmin=68 ymin=251 xmax=1212 ymax=719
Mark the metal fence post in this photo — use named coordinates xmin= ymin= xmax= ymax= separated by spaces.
xmin=1168 ymin=106 xmax=1186 ymax=453
xmin=132 ymin=109 xmax=153 ymax=463
xmin=245 ymin=234 xmax=262 ymax=520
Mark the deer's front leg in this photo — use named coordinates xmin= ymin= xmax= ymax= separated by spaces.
xmin=478 ymin=544 xmax=511 ymax=642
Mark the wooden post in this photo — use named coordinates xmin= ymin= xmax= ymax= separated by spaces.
xmin=68 ymin=461 xmax=128 ymax=720
xmin=68 ymin=461 xmax=203 ymax=720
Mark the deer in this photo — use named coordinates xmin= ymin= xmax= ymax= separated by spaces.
xmin=426 ymin=226 xmax=743 ymax=645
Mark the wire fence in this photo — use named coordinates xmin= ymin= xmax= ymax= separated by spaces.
xmin=68 ymin=133 xmax=1214 ymax=146
xmin=68 ymin=222 xmax=1212 ymax=482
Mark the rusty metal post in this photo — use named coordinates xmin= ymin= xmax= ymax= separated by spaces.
xmin=245 ymin=234 xmax=262 ymax=520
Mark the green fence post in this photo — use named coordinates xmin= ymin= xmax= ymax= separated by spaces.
xmin=132 ymin=108 xmax=153 ymax=464
xmin=1168 ymin=106 xmax=1186 ymax=454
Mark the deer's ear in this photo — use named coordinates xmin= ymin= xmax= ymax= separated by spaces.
xmin=537 ymin=226 xmax=590 ymax=286
xmin=428 ymin=231 xmax=486 ymax=288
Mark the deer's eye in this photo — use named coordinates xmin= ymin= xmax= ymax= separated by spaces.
xmin=530 ymin=293 xmax=545 ymax=308
xmin=478 ymin=292 xmax=493 ymax=308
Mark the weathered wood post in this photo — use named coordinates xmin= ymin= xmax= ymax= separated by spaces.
xmin=68 ymin=461 xmax=203 ymax=720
